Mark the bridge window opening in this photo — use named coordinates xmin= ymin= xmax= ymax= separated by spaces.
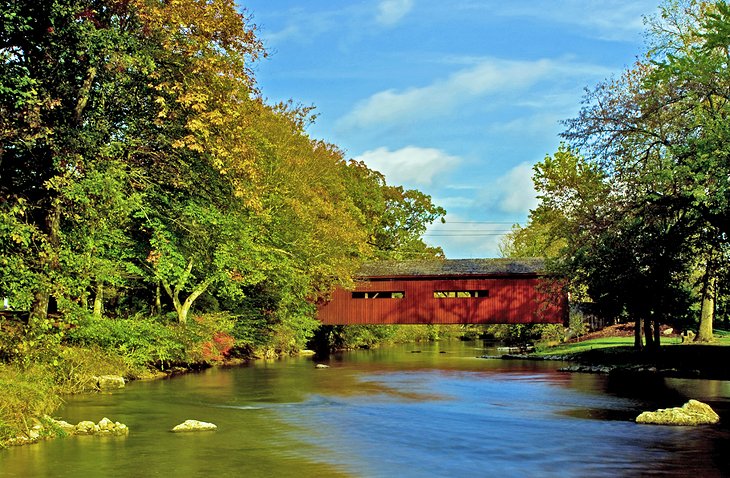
xmin=433 ymin=290 xmax=489 ymax=298
xmin=352 ymin=291 xmax=405 ymax=299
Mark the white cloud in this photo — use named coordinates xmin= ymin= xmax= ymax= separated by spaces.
xmin=496 ymin=162 xmax=538 ymax=214
xmin=460 ymin=0 xmax=658 ymax=42
xmin=353 ymin=145 xmax=460 ymax=187
xmin=376 ymin=0 xmax=414 ymax=26
xmin=434 ymin=196 xmax=477 ymax=209
xmin=255 ymin=5 xmax=362 ymax=47
xmin=533 ymin=1 xmax=654 ymax=41
xmin=475 ymin=162 xmax=539 ymax=216
xmin=421 ymin=162 xmax=536 ymax=257
xmin=338 ymin=57 xmax=610 ymax=130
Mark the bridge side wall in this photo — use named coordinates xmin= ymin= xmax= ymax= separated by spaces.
xmin=317 ymin=276 xmax=566 ymax=325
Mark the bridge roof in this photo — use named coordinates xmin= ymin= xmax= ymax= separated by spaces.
xmin=357 ymin=258 xmax=546 ymax=279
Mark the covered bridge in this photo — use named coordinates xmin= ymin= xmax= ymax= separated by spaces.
xmin=317 ymin=258 xmax=567 ymax=325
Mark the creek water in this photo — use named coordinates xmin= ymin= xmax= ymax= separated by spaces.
xmin=1 ymin=340 xmax=729 ymax=477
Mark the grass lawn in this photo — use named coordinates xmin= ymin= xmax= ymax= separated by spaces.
xmin=536 ymin=329 xmax=730 ymax=357
xmin=532 ymin=329 xmax=730 ymax=380
xmin=714 ymin=329 xmax=730 ymax=345
xmin=535 ymin=337 xmax=636 ymax=355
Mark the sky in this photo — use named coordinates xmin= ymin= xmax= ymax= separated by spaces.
xmin=241 ymin=0 xmax=664 ymax=258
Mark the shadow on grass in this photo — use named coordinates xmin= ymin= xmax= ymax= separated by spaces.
xmin=571 ymin=344 xmax=730 ymax=380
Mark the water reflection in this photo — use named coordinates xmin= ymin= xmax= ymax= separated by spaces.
xmin=1 ymin=340 xmax=728 ymax=477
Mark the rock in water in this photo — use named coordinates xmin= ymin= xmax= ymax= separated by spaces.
xmin=171 ymin=420 xmax=217 ymax=432
xmin=636 ymin=400 xmax=720 ymax=426
xmin=315 ymin=363 xmax=330 ymax=369
xmin=96 ymin=417 xmax=129 ymax=436
xmin=96 ymin=375 xmax=126 ymax=390
xmin=52 ymin=419 xmax=76 ymax=434
xmin=74 ymin=420 xmax=99 ymax=435
xmin=70 ymin=418 xmax=129 ymax=436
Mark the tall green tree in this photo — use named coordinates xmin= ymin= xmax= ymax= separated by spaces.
xmin=0 ymin=0 xmax=152 ymax=322
xmin=560 ymin=0 xmax=730 ymax=343
xmin=342 ymin=160 xmax=446 ymax=260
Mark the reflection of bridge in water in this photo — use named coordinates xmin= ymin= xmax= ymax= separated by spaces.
xmin=317 ymin=259 xmax=567 ymax=325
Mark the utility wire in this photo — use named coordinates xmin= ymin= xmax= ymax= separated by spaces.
xmin=424 ymin=233 xmax=512 ymax=237
xmin=437 ymin=221 xmax=522 ymax=224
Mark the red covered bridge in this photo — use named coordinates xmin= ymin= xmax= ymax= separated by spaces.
xmin=317 ymin=258 xmax=567 ymax=325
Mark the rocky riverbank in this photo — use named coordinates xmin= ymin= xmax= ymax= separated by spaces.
xmin=6 ymin=417 xmax=129 ymax=446
xmin=480 ymin=342 xmax=730 ymax=380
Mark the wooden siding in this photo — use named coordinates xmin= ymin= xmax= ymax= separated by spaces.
xmin=317 ymin=276 xmax=566 ymax=325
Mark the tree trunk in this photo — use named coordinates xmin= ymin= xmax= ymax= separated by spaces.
xmin=154 ymin=281 xmax=162 ymax=316
xmin=696 ymin=272 xmax=716 ymax=342
xmin=634 ymin=318 xmax=643 ymax=350
xmin=30 ymin=290 xmax=51 ymax=323
xmin=30 ymin=201 xmax=62 ymax=322
xmin=74 ymin=66 xmax=97 ymax=124
xmin=93 ymin=283 xmax=104 ymax=320
xmin=177 ymin=281 xmax=211 ymax=324
xmin=160 ymin=259 xmax=213 ymax=324
xmin=29 ymin=64 xmax=96 ymax=323
xmin=643 ymin=316 xmax=654 ymax=350
xmin=161 ymin=279 xmax=183 ymax=322
xmin=653 ymin=318 xmax=661 ymax=349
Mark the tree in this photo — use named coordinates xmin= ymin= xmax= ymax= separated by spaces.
xmin=560 ymin=0 xmax=730 ymax=344
xmin=0 ymin=0 xmax=267 ymax=324
xmin=0 ymin=0 xmax=449 ymax=355
xmin=516 ymin=144 xmax=695 ymax=350
xmin=342 ymin=160 xmax=446 ymax=260
xmin=0 ymin=0 xmax=155 ymax=322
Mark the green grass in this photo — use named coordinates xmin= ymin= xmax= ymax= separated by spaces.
xmin=535 ymin=337 xmax=634 ymax=355
xmin=713 ymin=329 xmax=730 ymax=344
xmin=0 ymin=363 xmax=63 ymax=446
xmin=535 ymin=335 xmax=684 ymax=356
xmin=532 ymin=330 xmax=730 ymax=380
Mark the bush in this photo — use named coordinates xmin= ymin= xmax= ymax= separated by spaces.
xmin=322 ymin=324 xmax=473 ymax=350
xmin=52 ymin=346 xmax=138 ymax=393
xmin=66 ymin=318 xmax=185 ymax=369
xmin=174 ymin=313 xmax=235 ymax=363
xmin=568 ymin=311 xmax=589 ymax=339
xmin=483 ymin=324 xmax=567 ymax=345
xmin=534 ymin=324 xmax=566 ymax=345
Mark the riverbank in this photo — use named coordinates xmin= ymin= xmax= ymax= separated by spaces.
xmin=7 ymin=340 xmax=728 ymax=477
xmin=5 ymin=323 xmax=729 ymax=447
xmin=0 ymin=321 xmax=474 ymax=448
xmin=495 ymin=327 xmax=730 ymax=380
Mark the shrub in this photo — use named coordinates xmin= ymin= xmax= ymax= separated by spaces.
xmin=52 ymin=346 xmax=138 ymax=393
xmin=534 ymin=324 xmax=566 ymax=345
xmin=568 ymin=310 xmax=589 ymax=339
xmin=66 ymin=318 xmax=185 ymax=369
xmin=175 ymin=313 xmax=236 ymax=363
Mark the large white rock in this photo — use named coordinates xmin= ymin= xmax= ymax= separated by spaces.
xmin=636 ymin=400 xmax=720 ymax=426
xmin=171 ymin=420 xmax=217 ymax=433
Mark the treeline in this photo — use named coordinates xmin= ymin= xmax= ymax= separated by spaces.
xmin=0 ymin=0 xmax=445 ymax=361
xmin=502 ymin=0 xmax=730 ymax=350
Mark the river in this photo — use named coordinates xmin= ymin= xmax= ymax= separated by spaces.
xmin=1 ymin=340 xmax=729 ymax=477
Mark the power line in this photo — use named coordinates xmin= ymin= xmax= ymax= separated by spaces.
xmin=424 ymin=233 xmax=512 ymax=237
xmin=425 ymin=229 xmax=514 ymax=233
xmin=436 ymin=221 xmax=522 ymax=224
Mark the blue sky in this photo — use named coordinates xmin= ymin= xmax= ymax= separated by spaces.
xmin=241 ymin=0 xmax=663 ymax=258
